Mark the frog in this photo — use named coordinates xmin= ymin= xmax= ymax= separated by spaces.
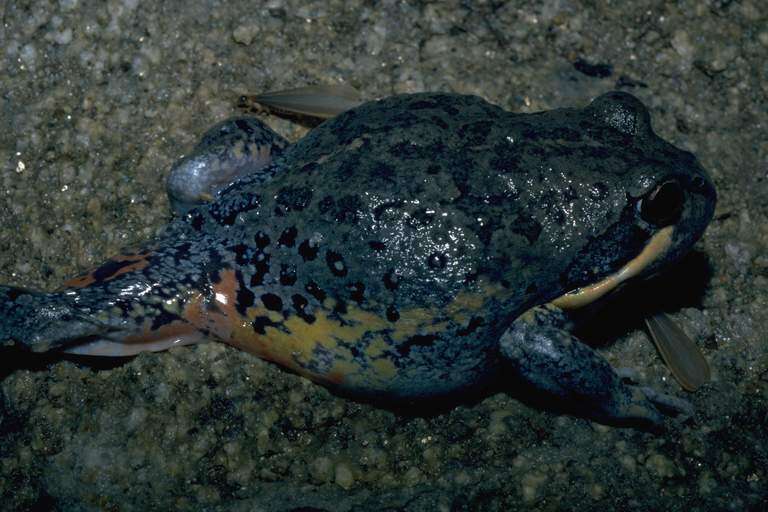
xmin=0 ymin=91 xmax=716 ymax=429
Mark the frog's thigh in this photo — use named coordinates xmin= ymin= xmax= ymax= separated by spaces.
xmin=166 ymin=117 xmax=289 ymax=216
xmin=499 ymin=306 xmax=684 ymax=429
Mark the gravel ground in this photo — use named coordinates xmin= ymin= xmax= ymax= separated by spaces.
xmin=1 ymin=1 xmax=766 ymax=510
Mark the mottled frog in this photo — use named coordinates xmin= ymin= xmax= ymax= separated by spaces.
xmin=1 ymin=91 xmax=716 ymax=428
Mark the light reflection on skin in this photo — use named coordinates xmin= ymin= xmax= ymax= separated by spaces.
xmin=117 ymin=281 xmax=154 ymax=299
xmin=360 ymin=193 xmax=478 ymax=290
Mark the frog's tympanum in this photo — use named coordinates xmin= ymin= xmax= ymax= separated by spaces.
xmin=1 ymin=92 xmax=716 ymax=428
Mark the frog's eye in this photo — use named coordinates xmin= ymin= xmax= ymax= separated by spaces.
xmin=640 ymin=181 xmax=684 ymax=226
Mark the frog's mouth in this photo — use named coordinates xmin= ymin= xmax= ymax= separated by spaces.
xmin=551 ymin=226 xmax=674 ymax=310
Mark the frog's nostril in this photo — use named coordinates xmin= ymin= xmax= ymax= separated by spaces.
xmin=640 ymin=181 xmax=684 ymax=227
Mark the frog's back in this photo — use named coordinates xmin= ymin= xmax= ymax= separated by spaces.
xmin=222 ymin=93 xmax=634 ymax=309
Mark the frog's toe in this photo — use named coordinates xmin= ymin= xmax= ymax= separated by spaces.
xmin=616 ymin=368 xmax=693 ymax=417
xmin=635 ymin=385 xmax=694 ymax=417
xmin=166 ymin=117 xmax=288 ymax=216
xmin=590 ymin=385 xmax=666 ymax=429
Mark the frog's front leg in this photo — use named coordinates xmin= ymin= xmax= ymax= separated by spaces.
xmin=166 ymin=117 xmax=288 ymax=215
xmin=499 ymin=306 xmax=691 ymax=430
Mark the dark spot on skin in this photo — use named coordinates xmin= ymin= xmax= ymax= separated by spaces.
xmin=150 ymin=309 xmax=180 ymax=331
xmin=398 ymin=334 xmax=438 ymax=356
xmin=250 ymin=253 xmax=270 ymax=286
xmin=278 ymin=226 xmax=298 ymax=247
xmin=337 ymin=154 xmax=362 ymax=180
xmin=386 ymin=305 xmax=399 ymax=322
xmin=186 ymin=209 xmax=205 ymax=231
xmin=233 ymin=119 xmax=255 ymax=134
xmin=407 ymin=208 xmax=436 ymax=228
xmin=588 ymin=182 xmax=609 ymax=201
xmin=457 ymin=316 xmax=484 ymax=336
xmin=5 ymin=288 xmax=22 ymax=301
xmin=383 ymin=269 xmax=399 ymax=291
xmin=305 ymin=281 xmax=326 ymax=302
xmin=261 ymin=293 xmax=283 ymax=312
xmin=232 ymin=244 xmax=250 ymax=265
xmin=430 ymin=115 xmax=449 ymax=130
xmin=510 ymin=213 xmax=542 ymax=244
xmin=299 ymin=162 xmax=318 ymax=173
xmin=209 ymin=194 xmax=260 ymax=226
xmin=298 ymin=239 xmax=319 ymax=261
xmin=347 ymin=282 xmax=365 ymax=303
xmin=333 ymin=299 xmax=347 ymax=315
xmin=333 ymin=194 xmax=364 ymax=224
xmin=373 ymin=200 xmax=404 ymax=221
xmin=441 ymin=104 xmax=459 ymax=116
xmin=235 ymin=271 xmax=255 ymax=315
xmin=408 ymin=99 xmax=439 ymax=110
xmin=318 ymin=196 xmax=334 ymax=214
xmin=252 ymin=315 xmax=280 ymax=335
xmin=291 ymin=294 xmax=316 ymax=324
xmin=490 ymin=144 xmax=522 ymax=177
xmin=458 ymin=120 xmax=494 ymax=145
xmin=279 ymin=264 xmax=297 ymax=286
xmin=427 ymin=252 xmax=447 ymax=269
xmin=254 ymin=231 xmax=270 ymax=249
xmin=368 ymin=240 xmax=386 ymax=251
xmin=373 ymin=161 xmax=396 ymax=182
xmin=326 ymin=251 xmax=347 ymax=277
xmin=92 ymin=259 xmax=139 ymax=282
xmin=563 ymin=185 xmax=578 ymax=201
xmin=276 ymin=186 xmax=313 ymax=212
xmin=172 ymin=242 xmax=192 ymax=258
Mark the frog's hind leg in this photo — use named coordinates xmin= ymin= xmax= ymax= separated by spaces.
xmin=499 ymin=306 xmax=691 ymax=430
xmin=1 ymin=283 xmax=208 ymax=357
xmin=167 ymin=117 xmax=289 ymax=216
xmin=1 ymin=241 xmax=222 ymax=357
xmin=0 ymin=285 xmax=109 ymax=353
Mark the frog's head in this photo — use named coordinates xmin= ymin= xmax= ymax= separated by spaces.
xmin=549 ymin=91 xmax=716 ymax=309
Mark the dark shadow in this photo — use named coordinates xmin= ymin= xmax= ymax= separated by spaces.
xmin=571 ymin=249 xmax=713 ymax=348
xmin=337 ymin=375 xmax=504 ymax=419
xmin=0 ymin=346 xmax=134 ymax=380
